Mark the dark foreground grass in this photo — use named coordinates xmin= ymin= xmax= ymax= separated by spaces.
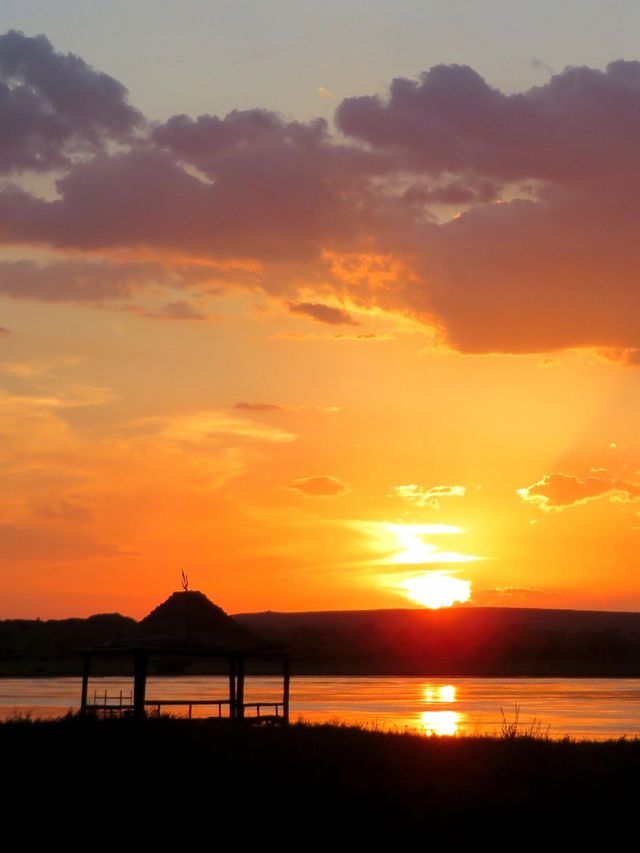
xmin=2 ymin=716 xmax=639 ymax=843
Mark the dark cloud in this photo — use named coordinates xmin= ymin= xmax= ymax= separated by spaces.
xmin=0 ymin=30 xmax=142 ymax=174
xmin=336 ymin=60 xmax=640 ymax=184
xmin=289 ymin=475 xmax=349 ymax=496
xmin=287 ymin=301 xmax=358 ymax=326
xmin=0 ymin=140 xmax=373 ymax=260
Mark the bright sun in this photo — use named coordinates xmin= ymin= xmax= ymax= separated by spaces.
xmin=401 ymin=572 xmax=472 ymax=609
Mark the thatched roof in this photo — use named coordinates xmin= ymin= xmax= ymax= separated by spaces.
xmin=89 ymin=590 xmax=280 ymax=655
xmin=135 ymin=590 xmax=267 ymax=652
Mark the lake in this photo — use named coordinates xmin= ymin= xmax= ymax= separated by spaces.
xmin=2 ymin=675 xmax=640 ymax=739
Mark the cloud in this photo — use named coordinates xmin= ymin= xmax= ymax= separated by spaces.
xmin=518 ymin=472 xmax=640 ymax=510
xmin=234 ymin=402 xmax=284 ymax=412
xmin=474 ymin=586 xmax=553 ymax=605
xmin=0 ymin=30 xmax=142 ymax=174
xmin=0 ymin=259 xmax=140 ymax=302
xmin=233 ymin=402 xmax=340 ymax=413
xmin=389 ymin=484 xmax=466 ymax=509
xmin=0 ymin=258 xmax=227 ymax=312
xmin=4 ymin=37 xmax=640 ymax=356
xmin=289 ymin=475 xmax=349 ymax=496
xmin=269 ymin=330 xmax=393 ymax=342
xmin=0 ymin=140 xmax=374 ymax=261
xmin=332 ymin=332 xmax=395 ymax=341
xmin=336 ymin=60 xmax=640 ymax=183
xmin=0 ymin=326 xmax=9 ymax=335
xmin=287 ymin=301 xmax=359 ymax=326
xmin=150 ymin=410 xmax=296 ymax=444
xmin=333 ymin=62 xmax=640 ymax=354
xmin=595 ymin=347 xmax=640 ymax=366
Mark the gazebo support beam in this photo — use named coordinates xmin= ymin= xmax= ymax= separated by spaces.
xmin=80 ymin=653 xmax=91 ymax=715
xmin=229 ymin=655 xmax=237 ymax=719
xmin=236 ymin=656 xmax=245 ymax=719
xmin=283 ymin=655 xmax=290 ymax=725
xmin=133 ymin=651 xmax=148 ymax=719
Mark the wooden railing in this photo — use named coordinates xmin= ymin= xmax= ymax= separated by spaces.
xmin=86 ymin=695 xmax=285 ymax=722
xmin=242 ymin=702 xmax=284 ymax=719
xmin=87 ymin=690 xmax=133 ymax=718
xmin=145 ymin=699 xmax=230 ymax=719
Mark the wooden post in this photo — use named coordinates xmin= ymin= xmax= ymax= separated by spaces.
xmin=80 ymin=653 xmax=91 ymax=715
xmin=228 ymin=656 xmax=237 ymax=719
xmin=133 ymin=651 xmax=148 ymax=720
xmin=282 ymin=655 xmax=290 ymax=725
xmin=236 ymin=656 xmax=245 ymax=720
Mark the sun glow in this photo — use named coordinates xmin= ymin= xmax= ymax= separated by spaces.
xmin=390 ymin=524 xmax=477 ymax=565
xmin=402 ymin=572 xmax=472 ymax=608
xmin=350 ymin=521 xmax=481 ymax=567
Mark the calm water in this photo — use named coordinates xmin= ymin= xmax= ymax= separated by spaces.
xmin=2 ymin=675 xmax=640 ymax=739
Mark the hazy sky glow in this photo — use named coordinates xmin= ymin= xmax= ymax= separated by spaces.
xmin=2 ymin=3 xmax=640 ymax=617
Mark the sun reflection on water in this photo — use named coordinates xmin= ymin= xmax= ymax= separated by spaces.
xmin=420 ymin=683 xmax=461 ymax=735
xmin=424 ymin=684 xmax=457 ymax=703
xmin=420 ymin=711 xmax=461 ymax=736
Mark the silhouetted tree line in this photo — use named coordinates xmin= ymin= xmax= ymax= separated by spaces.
xmin=3 ymin=607 xmax=640 ymax=675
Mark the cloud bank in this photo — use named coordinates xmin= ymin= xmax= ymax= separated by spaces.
xmin=3 ymin=30 xmax=640 ymax=356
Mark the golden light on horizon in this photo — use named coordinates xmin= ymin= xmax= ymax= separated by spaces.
xmin=390 ymin=524 xmax=478 ymax=565
xmin=350 ymin=522 xmax=482 ymax=567
xmin=402 ymin=572 xmax=472 ymax=608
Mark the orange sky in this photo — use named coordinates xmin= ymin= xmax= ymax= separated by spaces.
xmin=2 ymin=30 xmax=640 ymax=617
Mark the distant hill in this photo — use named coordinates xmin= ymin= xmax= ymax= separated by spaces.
xmin=235 ymin=606 xmax=640 ymax=676
xmin=0 ymin=613 xmax=135 ymax=675
xmin=3 ymin=606 xmax=640 ymax=676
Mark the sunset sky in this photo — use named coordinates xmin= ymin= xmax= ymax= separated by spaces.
xmin=3 ymin=2 xmax=640 ymax=618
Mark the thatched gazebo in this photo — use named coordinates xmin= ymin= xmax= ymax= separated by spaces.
xmin=80 ymin=590 xmax=289 ymax=723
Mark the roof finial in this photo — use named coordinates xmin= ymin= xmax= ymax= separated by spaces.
xmin=181 ymin=570 xmax=189 ymax=592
